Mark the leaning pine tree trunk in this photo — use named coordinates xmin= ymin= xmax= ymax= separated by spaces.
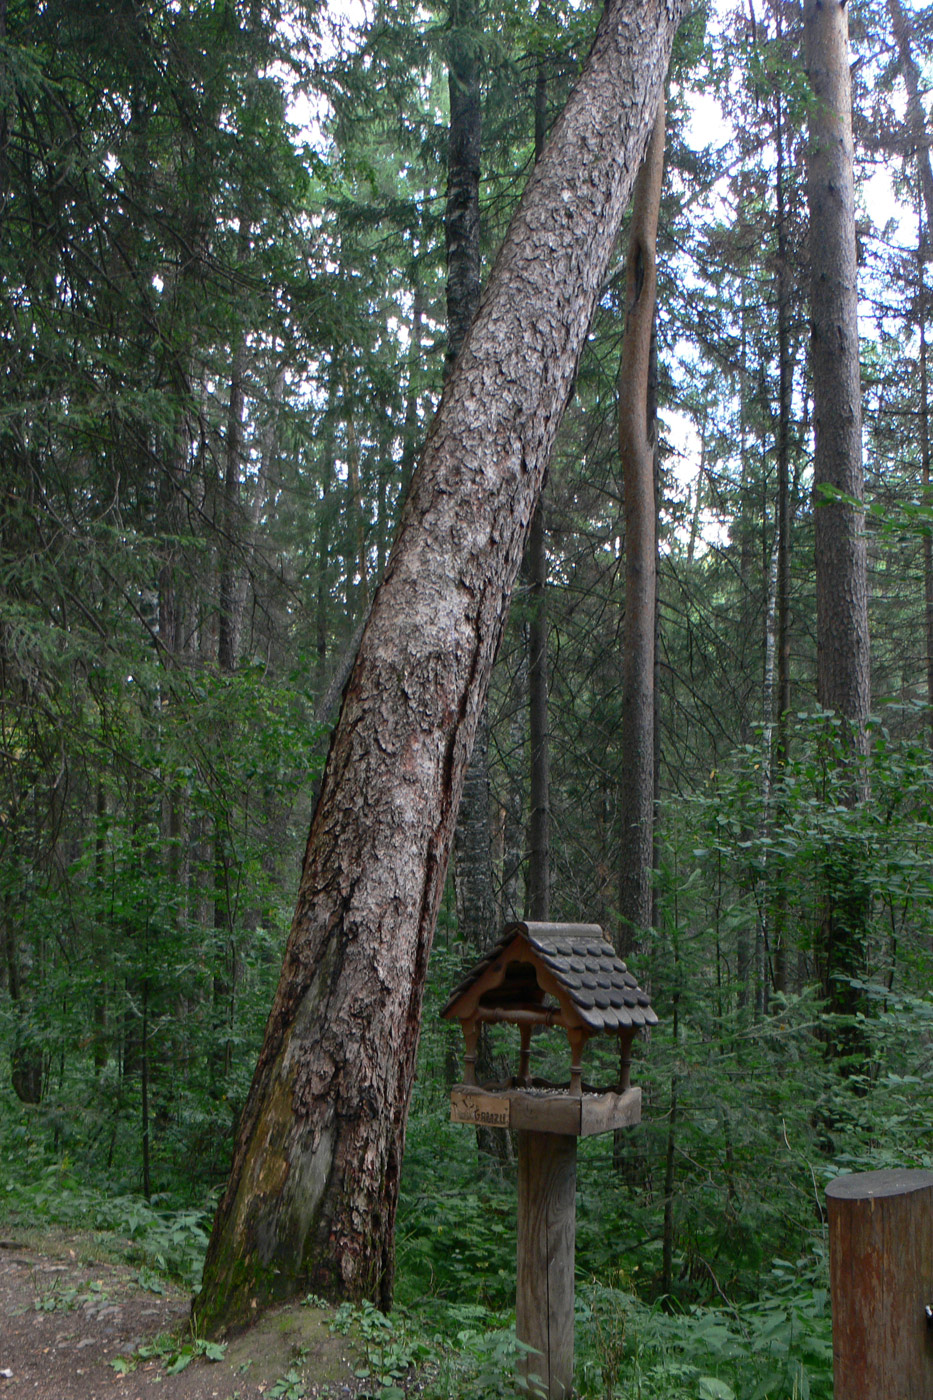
xmin=194 ymin=0 xmax=686 ymax=1335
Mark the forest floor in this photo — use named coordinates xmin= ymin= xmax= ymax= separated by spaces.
xmin=0 ymin=1229 xmax=374 ymax=1400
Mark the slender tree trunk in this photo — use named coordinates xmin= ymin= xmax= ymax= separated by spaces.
xmin=445 ymin=0 xmax=482 ymax=380
xmin=341 ymin=364 xmax=371 ymax=615
xmin=887 ymin=0 xmax=933 ymax=746
xmin=888 ymin=0 xmax=933 ymax=240
xmin=760 ymin=528 xmax=780 ymax=991
xmin=617 ymin=97 xmax=665 ymax=953
xmin=502 ymin=644 xmax=528 ymax=921
xmin=446 ymin=0 xmax=496 ymax=956
xmin=445 ymin=0 xmax=508 ymax=1165
xmin=218 ymin=338 xmax=247 ymax=673
xmin=231 ymin=366 xmax=284 ymax=657
xmin=805 ymin=0 xmax=871 ymax=1036
xmin=526 ymin=41 xmax=551 ymax=922
xmin=400 ymin=274 xmax=424 ymax=498
xmin=526 ymin=503 xmax=550 ymax=919
xmin=736 ymin=300 xmax=752 ymax=1005
xmin=194 ymin=0 xmax=683 ymax=1333
xmin=772 ymin=77 xmax=794 ymax=997
xmin=661 ymin=928 xmax=680 ymax=1298
xmin=686 ymin=437 xmax=704 ymax=566
xmin=445 ymin=0 xmax=496 ymax=953
xmin=141 ymin=972 xmax=151 ymax=1201
xmin=920 ymin=249 xmax=933 ymax=741
xmin=315 ymin=382 xmax=337 ymax=695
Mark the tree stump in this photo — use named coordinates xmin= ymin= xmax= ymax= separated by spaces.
xmin=516 ymin=1130 xmax=577 ymax=1399
xmin=826 ymin=1168 xmax=933 ymax=1400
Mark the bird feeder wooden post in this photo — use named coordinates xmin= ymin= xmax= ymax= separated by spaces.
xmin=826 ymin=1168 xmax=933 ymax=1400
xmin=442 ymin=921 xmax=657 ymax=1399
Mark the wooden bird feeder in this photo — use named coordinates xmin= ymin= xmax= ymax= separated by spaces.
xmin=442 ymin=920 xmax=657 ymax=1398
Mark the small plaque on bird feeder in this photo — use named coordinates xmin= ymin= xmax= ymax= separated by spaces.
xmin=442 ymin=920 xmax=657 ymax=1399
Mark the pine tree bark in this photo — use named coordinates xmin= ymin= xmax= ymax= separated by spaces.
xmin=617 ymin=97 xmax=665 ymax=953
xmin=805 ymin=0 xmax=871 ymax=1031
xmin=194 ymin=0 xmax=684 ymax=1334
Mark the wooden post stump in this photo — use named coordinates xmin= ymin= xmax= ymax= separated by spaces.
xmin=826 ymin=1168 xmax=933 ymax=1400
xmin=516 ymin=1130 xmax=577 ymax=1399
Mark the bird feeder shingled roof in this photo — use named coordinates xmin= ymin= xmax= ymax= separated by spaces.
xmin=441 ymin=920 xmax=657 ymax=1033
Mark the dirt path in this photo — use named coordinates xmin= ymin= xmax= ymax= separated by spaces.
xmin=0 ymin=1234 xmax=369 ymax=1400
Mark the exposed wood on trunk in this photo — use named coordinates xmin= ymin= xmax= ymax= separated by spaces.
xmin=617 ymin=97 xmax=665 ymax=952
xmin=526 ymin=17 xmax=552 ymax=924
xmin=194 ymin=0 xmax=684 ymax=1332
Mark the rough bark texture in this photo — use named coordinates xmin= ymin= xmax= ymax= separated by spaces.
xmin=617 ymin=98 xmax=664 ymax=953
xmin=194 ymin=0 xmax=684 ymax=1335
xmin=805 ymin=0 xmax=871 ymax=1031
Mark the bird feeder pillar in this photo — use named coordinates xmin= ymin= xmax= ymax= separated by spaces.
xmin=517 ymin=1130 xmax=577 ymax=1399
xmin=442 ymin=921 xmax=658 ymax=1400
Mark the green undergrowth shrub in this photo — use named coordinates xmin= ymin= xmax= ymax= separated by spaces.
xmin=0 ymin=1164 xmax=214 ymax=1290
xmin=575 ymin=1266 xmax=833 ymax=1400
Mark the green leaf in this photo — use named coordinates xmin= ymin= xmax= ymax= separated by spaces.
xmin=699 ymin=1380 xmax=736 ymax=1400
